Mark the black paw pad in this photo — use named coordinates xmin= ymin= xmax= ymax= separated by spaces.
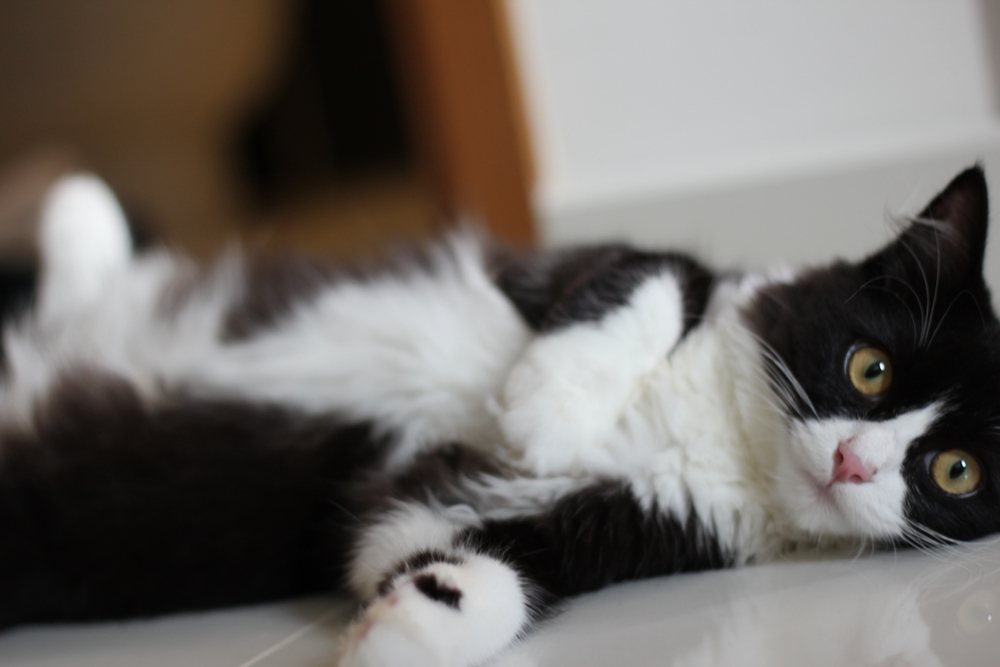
xmin=413 ymin=573 xmax=463 ymax=609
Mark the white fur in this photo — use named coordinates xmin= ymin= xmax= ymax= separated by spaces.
xmin=348 ymin=502 xmax=479 ymax=600
xmin=37 ymin=175 xmax=132 ymax=326
xmin=499 ymin=272 xmax=685 ymax=476
xmin=0 ymin=250 xmax=225 ymax=428
xmin=516 ymin=273 xmax=791 ymax=558
xmin=5 ymin=185 xmax=795 ymax=561
xmin=777 ymin=404 xmax=942 ymax=538
xmin=3 ymin=174 xmax=968 ymax=667
xmin=193 ymin=235 xmax=532 ymax=465
xmin=4 ymin=207 xmax=530 ymax=467
xmin=467 ymin=474 xmax=591 ymax=522
xmin=339 ymin=555 xmax=528 ymax=667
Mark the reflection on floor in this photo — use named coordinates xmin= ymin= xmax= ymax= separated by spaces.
xmin=4 ymin=539 xmax=999 ymax=666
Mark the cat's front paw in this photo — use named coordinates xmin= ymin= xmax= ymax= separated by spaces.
xmin=337 ymin=556 xmax=527 ymax=667
xmin=336 ymin=595 xmax=441 ymax=667
xmin=499 ymin=273 xmax=684 ymax=475
xmin=499 ymin=332 xmax=622 ymax=475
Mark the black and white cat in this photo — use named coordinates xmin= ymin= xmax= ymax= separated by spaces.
xmin=0 ymin=167 xmax=997 ymax=666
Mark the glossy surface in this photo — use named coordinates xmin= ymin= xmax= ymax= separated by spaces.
xmin=3 ymin=539 xmax=999 ymax=666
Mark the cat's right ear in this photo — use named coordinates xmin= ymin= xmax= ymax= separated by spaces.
xmin=877 ymin=166 xmax=990 ymax=286
xmin=37 ymin=174 xmax=133 ymax=324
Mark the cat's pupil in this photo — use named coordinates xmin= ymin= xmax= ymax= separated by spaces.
xmin=950 ymin=459 xmax=967 ymax=480
xmin=864 ymin=362 xmax=884 ymax=379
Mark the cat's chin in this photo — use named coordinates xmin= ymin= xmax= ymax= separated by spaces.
xmin=781 ymin=466 xmax=906 ymax=540
xmin=773 ymin=406 xmax=941 ymax=541
xmin=775 ymin=442 xmax=909 ymax=540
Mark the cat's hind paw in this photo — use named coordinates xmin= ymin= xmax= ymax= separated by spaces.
xmin=337 ymin=555 xmax=527 ymax=667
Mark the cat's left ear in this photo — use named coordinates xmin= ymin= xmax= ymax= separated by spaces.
xmin=881 ymin=166 xmax=989 ymax=283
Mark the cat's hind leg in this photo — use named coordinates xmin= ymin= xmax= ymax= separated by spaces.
xmin=36 ymin=175 xmax=133 ymax=325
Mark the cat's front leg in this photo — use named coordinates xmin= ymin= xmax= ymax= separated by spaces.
xmin=499 ymin=268 xmax=689 ymax=475
xmin=338 ymin=504 xmax=533 ymax=667
xmin=338 ymin=551 xmax=528 ymax=667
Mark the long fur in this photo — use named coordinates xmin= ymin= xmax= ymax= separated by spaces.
xmin=1 ymin=168 xmax=999 ymax=667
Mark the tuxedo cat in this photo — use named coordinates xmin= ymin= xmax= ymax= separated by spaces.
xmin=0 ymin=167 xmax=997 ymax=667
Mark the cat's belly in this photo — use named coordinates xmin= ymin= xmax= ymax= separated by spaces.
xmin=0 ymin=237 xmax=533 ymax=467
xmin=189 ymin=238 xmax=533 ymax=465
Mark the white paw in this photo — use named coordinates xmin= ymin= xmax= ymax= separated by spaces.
xmin=499 ymin=273 xmax=685 ymax=476
xmin=337 ymin=556 xmax=527 ymax=667
xmin=499 ymin=330 xmax=624 ymax=474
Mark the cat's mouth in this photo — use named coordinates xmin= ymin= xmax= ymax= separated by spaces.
xmin=797 ymin=463 xmax=841 ymax=508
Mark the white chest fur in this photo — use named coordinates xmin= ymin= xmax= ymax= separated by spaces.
xmin=497 ymin=273 xmax=789 ymax=560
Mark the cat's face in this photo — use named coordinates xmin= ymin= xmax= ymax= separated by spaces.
xmin=748 ymin=167 xmax=1000 ymax=545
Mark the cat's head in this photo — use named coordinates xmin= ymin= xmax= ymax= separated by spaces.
xmin=747 ymin=166 xmax=1000 ymax=546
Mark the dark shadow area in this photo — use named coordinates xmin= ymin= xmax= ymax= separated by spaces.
xmin=237 ymin=0 xmax=412 ymax=208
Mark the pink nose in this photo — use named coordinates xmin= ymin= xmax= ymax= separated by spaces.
xmin=832 ymin=442 xmax=873 ymax=484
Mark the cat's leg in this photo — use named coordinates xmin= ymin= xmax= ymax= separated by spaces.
xmin=338 ymin=467 xmax=732 ymax=667
xmin=36 ymin=174 xmax=132 ymax=325
xmin=337 ymin=503 xmax=535 ymax=667
xmin=498 ymin=253 xmax=714 ymax=475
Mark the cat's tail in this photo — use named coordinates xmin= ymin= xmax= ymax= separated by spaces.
xmin=36 ymin=174 xmax=132 ymax=325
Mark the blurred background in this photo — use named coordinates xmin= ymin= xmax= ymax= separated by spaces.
xmin=0 ymin=0 xmax=999 ymax=285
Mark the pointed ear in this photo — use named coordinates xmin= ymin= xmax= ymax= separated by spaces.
xmin=886 ymin=166 xmax=989 ymax=282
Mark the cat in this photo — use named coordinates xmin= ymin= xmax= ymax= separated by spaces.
xmin=0 ymin=167 xmax=997 ymax=666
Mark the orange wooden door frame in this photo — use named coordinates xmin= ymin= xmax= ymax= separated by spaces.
xmin=386 ymin=0 xmax=536 ymax=246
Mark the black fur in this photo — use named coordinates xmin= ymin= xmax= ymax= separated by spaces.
xmin=0 ymin=267 xmax=35 ymax=370
xmin=464 ymin=482 xmax=729 ymax=606
xmin=378 ymin=550 xmax=465 ymax=597
xmin=413 ymin=573 xmax=463 ymax=609
xmin=492 ymin=245 xmax=715 ymax=334
xmin=0 ymin=373 xmax=388 ymax=628
xmin=355 ymin=443 xmax=507 ymax=513
xmin=224 ymin=256 xmax=340 ymax=340
xmin=357 ymin=446 xmax=729 ymax=617
xmin=745 ymin=166 xmax=1000 ymax=544
xmin=223 ymin=242 xmax=476 ymax=341
xmin=4 ymin=166 xmax=1000 ymax=644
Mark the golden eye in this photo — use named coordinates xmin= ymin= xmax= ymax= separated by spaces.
xmin=847 ymin=346 xmax=893 ymax=397
xmin=931 ymin=450 xmax=982 ymax=496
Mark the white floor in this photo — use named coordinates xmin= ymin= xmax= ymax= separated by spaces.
xmin=3 ymin=538 xmax=998 ymax=666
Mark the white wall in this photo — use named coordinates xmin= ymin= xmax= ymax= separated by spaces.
xmin=507 ymin=0 xmax=1000 ymax=289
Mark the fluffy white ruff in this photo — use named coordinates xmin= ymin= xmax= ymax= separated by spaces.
xmin=338 ymin=555 xmax=528 ymax=667
xmin=607 ymin=274 xmax=792 ymax=558
xmin=491 ymin=269 xmax=791 ymax=560
xmin=499 ymin=272 xmax=685 ymax=476
xmin=777 ymin=404 xmax=942 ymax=538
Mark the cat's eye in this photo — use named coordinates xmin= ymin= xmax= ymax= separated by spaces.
xmin=930 ymin=450 xmax=982 ymax=496
xmin=846 ymin=346 xmax=893 ymax=397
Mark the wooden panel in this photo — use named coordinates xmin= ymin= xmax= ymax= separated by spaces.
xmin=386 ymin=0 xmax=536 ymax=246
